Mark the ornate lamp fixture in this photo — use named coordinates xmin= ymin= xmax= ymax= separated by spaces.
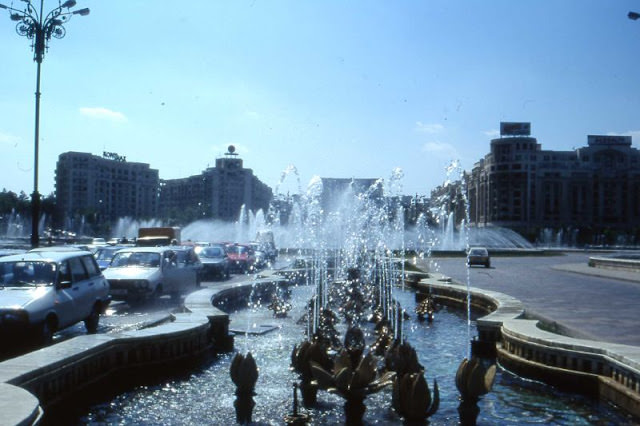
xmin=0 ymin=0 xmax=89 ymax=247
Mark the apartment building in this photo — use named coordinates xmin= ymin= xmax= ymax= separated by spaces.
xmin=466 ymin=122 xmax=640 ymax=242
xmin=158 ymin=146 xmax=272 ymax=222
xmin=55 ymin=151 xmax=159 ymax=225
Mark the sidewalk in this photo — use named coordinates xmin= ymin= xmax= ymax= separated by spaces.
xmin=418 ymin=256 xmax=640 ymax=347
xmin=552 ymin=262 xmax=640 ymax=284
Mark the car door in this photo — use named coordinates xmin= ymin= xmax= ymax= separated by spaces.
xmin=69 ymin=256 xmax=94 ymax=322
xmin=179 ymin=248 xmax=200 ymax=287
xmin=161 ymin=250 xmax=182 ymax=294
xmin=80 ymin=254 xmax=106 ymax=306
xmin=54 ymin=259 xmax=79 ymax=328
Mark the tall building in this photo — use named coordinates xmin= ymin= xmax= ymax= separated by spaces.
xmin=467 ymin=122 xmax=640 ymax=242
xmin=55 ymin=151 xmax=159 ymax=226
xmin=159 ymin=146 xmax=272 ymax=222
xmin=319 ymin=177 xmax=383 ymax=213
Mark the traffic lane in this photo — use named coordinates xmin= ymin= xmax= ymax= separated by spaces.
xmin=424 ymin=252 xmax=640 ymax=347
xmin=0 ymin=296 xmax=180 ymax=362
xmin=2 ymin=262 xmax=286 ymax=360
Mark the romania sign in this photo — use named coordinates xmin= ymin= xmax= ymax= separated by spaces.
xmin=587 ymin=135 xmax=631 ymax=146
xmin=500 ymin=122 xmax=531 ymax=136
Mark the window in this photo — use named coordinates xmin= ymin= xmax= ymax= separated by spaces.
xmin=81 ymin=255 xmax=101 ymax=278
xmin=69 ymin=256 xmax=89 ymax=282
xmin=59 ymin=261 xmax=72 ymax=283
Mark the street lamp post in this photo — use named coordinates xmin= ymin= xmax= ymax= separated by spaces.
xmin=0 ymin=0 xmax=89 ymax=248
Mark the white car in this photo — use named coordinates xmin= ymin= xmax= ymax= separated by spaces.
xmin=0 ymin=250 xmax=111 ymax=344
xmin=103 ymin=247 xmax=198 ymax=303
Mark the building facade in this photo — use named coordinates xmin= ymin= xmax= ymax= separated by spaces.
xmin=467 ymin=122 xmax=640 ymax=243
xmin=55 ymin=151 xmax=159 ymax=228
xmin=158 ymin=146 xmax=272 ymax=222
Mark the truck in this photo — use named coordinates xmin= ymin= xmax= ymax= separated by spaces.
xmin=136 ymin=227 xmax=181 ymax=247
xmin=255 ymin=230 xmax=277 ymax=261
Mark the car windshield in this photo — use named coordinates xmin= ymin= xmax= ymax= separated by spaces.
xmin=228 ymin=246 xmax=248 ymax=255
xmin=111 ymin=251 xmax=161 ymax=268
xmin=0 ymin=261 xmax=57 ymax=286
xmin=469 ymin=249 xmax=487 ymax=256
xmin=95 ymin=247 xmax=120 ymax=261
xmin=200 ymin=247 xmax=224 ymax=258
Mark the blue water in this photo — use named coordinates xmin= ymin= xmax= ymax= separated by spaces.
xmin=77 ymin=285 xmax=635 ymax=425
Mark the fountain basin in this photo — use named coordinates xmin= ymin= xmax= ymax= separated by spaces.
xmin=0 ymin=270 xmax=638 ymax=424
xmin=410 ymin=274 xmax=640 ymax=419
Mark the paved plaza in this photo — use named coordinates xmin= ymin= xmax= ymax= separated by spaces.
xmin=419 ymin=252 xmax=640 ymax=347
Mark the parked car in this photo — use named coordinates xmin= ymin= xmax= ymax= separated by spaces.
xmin=195 ymin=244 xmax=230 ymax=280
xmin=467 ymin=247 xmax=491 ymax=268
xmin=103 ymin=247 xmax=198 ymax=303
xmin=226 ymin=244 xmax=256 ymax=273
xmin=0 ymin=249 xmax=111 ymax=344
xmin=94 ymin=245 xmax=128 ymax=270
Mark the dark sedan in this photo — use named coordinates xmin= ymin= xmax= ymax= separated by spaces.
xmin=467 ymin=247 xmax=491 ymax=268
xmin=195 ymin=244 xmax=230 ymax=280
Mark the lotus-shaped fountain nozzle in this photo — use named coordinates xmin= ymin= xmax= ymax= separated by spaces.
xmin=310 ymin=349 xmax=395 ymax=400
xmin=291 ymin=339 xmax=333 ymax=380
xmin=384 ymin=339 xmax=424 ymax=377
xmin=268 ymin=293 xmax=292 ymax=318
xmin=392 ymin=372 xmax=440 ymax=421
xmin=455 ymin=356 xmax=497 ymax=401
xmin=230 ymin=352 xmax=259 ymax=425
xmin=230 ymin=351 xmax=259 ymax=395
xmin=370 ymin=321 xmax=394 ymax=356
xmin=415 ymin=295 xmax=436 ymax=322
xmin=291 ymin=339 xmax=333 ymax=406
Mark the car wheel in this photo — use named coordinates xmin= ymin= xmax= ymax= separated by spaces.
xmin=84 ymin=304 xmax=101 ymax=334
xmin=40 ymin=317 xmax=56 ymax=346
xmin=151 ymin=285 xmax=163 ymax=305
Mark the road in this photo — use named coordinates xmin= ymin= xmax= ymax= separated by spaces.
xmin=0 ymin=270 xmax=257 ymax=362
xmin=420 ymin=251 xmax=640 ymax=346
xmin=5 ymin=252 xmax=637 ymax=362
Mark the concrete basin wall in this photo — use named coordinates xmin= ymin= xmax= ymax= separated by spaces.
xmin=414 ymin=273 xmax=640 ymax=418
xmin=0 ymin=313 xmax=214 ymax=425
xmin=0 ymin=274 xmax=290 ymax=425
xmin=588 ymin=255 xmax=640 ymax=272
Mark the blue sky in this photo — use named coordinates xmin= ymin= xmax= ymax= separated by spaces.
xmin=1 ymin=0 xmax=639 ymax=198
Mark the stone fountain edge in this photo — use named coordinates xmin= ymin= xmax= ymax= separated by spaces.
xmin=414 ymin=273 xmax=640 ymax=418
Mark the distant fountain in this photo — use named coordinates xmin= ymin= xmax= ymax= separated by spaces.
xmin=71 ymin=163 xmax=629 ymax=425
xmin=2 ymin=209 xmax=27 ymax=238
xmin=111 ymin=217 xmax=164 ymax=240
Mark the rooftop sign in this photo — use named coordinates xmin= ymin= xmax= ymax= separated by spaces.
xmin=103 ymin=151 xmax=126 ymax=162
xmin=500 ymin=122 xmax=531 ymax=136
xmin=587 ymin=135 xmax=632 ymax=146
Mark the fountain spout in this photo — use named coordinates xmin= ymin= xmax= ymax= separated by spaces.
xmin=284 ymin=382 xmax=311 ymax=425
xmin=230 ymin=352 xmax=259 ymax=424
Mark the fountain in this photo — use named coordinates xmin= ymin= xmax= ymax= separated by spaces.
xmin=35 ymin=165 xmax=635 ymax=425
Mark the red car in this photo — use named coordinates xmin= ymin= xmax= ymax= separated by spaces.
xmin=226 ymin=244 xmax=256 ymax=273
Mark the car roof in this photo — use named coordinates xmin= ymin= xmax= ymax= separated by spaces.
xmin=0 ymin=249 xmax=93 ymax=263
xmin=112 ymin=246 xmax=174 ymax=254
xmin=97 ymin=245 xmax=129 ymax=251
xmin=29 ymin=245 xmax=91 ymax=253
